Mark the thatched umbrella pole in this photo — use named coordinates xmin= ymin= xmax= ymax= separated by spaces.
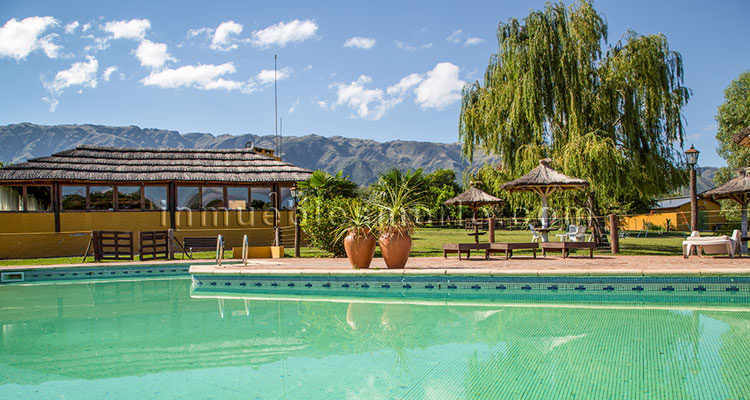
xmin=444 ymin=186 xmax=504 ymax=244
xmin=502 ymin=159 xmax=589 ymax=241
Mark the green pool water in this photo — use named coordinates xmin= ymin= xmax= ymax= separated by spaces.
xmin=1 ymin=278 xmax=749 ymax=399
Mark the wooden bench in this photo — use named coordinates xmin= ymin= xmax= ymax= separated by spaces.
xmin=442 ymin=243 xmax=490 ymax=260
xmin=541 ymin=241 xmax=595 ymax=258
xmin=177 ymin=236 xmax=222 ymax=259
xmin=485 ymin=242 xmax=538 ymax=260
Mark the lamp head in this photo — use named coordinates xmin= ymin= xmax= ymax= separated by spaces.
xmin=685 ymin=145 xmax=699 ymax=168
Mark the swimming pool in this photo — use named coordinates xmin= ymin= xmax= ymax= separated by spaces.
xmin=1 ymin=277 xmax=749 ymax=399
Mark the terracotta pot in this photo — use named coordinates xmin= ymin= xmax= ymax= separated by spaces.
xmin=378 ymin=230 xmax=412 ymax=269
xmin=344 ymin=228 xmax=376 ymax=269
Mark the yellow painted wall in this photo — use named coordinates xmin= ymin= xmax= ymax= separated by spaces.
xmin=0 ymin=210 xmax=295 ymax=259
xmin=0 ymin=213 xmax=55 ymax=233
xmin=621 ymin=199 xmax=726 ymax=232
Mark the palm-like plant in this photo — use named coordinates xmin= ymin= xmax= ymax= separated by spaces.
xmin=335 ymin=199 xmax=377 ymax=241
xmin=370 ymin=168 xmax=428 ymax=235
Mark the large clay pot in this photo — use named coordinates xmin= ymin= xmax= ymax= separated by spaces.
xmin=344 ymin=228 xmax=376 ymax=269
xmin=378 ymin=229 xmax=412 ymax=269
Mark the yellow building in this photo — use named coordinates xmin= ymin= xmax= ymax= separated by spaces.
xmin=0 ymin=145 xmax=311 ymax=259
xmin=621 ymin=196 xmax=726 ymax=232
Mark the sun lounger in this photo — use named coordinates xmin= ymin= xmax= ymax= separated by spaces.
xmin=682 ymin=230 xmax=740 ymax=258
xmin=442 ymin=243 xmax=490 ymax=260
xmin=484 ymin=242 xmax=538 ymax=259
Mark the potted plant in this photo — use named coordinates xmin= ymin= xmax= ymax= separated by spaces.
xmin=336 ymin=199 xmax=377 ymax=268
xmin=370 ymin=169 xmax=428 ymax=268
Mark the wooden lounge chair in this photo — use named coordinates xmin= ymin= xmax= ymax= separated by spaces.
xmin=682 ymin=230 xmax=740 ymax=258
xmin=485 ymin=242 xmax=538 ymax=259
xmin=442 ymin=243 xmax=490 ymax=260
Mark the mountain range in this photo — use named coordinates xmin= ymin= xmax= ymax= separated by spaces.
xmin=0 ymin=123 xmax=498 ymax=185
xmin=0 ymin=123 xmax=721 ymax=192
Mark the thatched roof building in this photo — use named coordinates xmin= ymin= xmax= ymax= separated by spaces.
xmin=0 ymin=145 xmax=311 ymax=184
xmin=502 ymin=159 xmax=589 ymax=194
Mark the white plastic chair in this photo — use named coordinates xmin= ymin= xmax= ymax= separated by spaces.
xmin=529 ymin=224 xmax=541 ymax=243
xmin=568 ymin=225 xmax=587 ymax=242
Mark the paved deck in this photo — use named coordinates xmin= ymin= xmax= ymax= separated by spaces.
xmin=2 ymin=255 xmax=749 ymax=276
xmin=190 ymin=255 xmax=750 ymax=276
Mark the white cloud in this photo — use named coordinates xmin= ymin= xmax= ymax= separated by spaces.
xmin=103 ymin=66 xmax=117 ymax=81
xmin=81 ymin=23 xmax=91 ymax=32
xmin=446 ymin=29 xmax=462 ymax=43
xmin=288 ymin=98 xmax=300 ymax=113
xmin=43 ymin=55 xmax=98 ymax=111
xmin=0 ymin=16 xmax=60 ymax=60
xmin=141 ymin=63 xmax=254 ymax=93
xmin=64 ymin=21 xmax=79 ymax=34
xmin=211 ymin=21 xmax=243 ymax=51
xmin=386 ymin=73 xmax=423 ymax=96
xmin=134 ymin=39 xmax=175 ymax=69
xmin=256 ymin=67 xmax=291 ymax=85
xmin=464 ymin=37 xmax=483 ymax=46
xmin=330 ymin=75 xmax=398 ymax=121
xmin=328 ymin=62 xmax=465 ymax=119
xmin=414 ymin=62 xmax=465 ymax=109
xmin=344 ymin=36 xmax=375 ymax=49
xmin=102 ymin=19 xmax=150 ymax=40
xmin=187 ymin=27 xmax=211 ymax=38
xmin=251 ymin=19 xmax=317 ymax=48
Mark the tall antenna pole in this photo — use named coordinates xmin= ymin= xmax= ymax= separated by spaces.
xmin=280 ymin=117 xmax=283 ymax=160
xmin=274 ymin=54 xmax=279 ymax=159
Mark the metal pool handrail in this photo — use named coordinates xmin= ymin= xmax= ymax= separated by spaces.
xmin=216 ymin=234 xmax=224 ymax=266
xmin=242 ymin=234 xmax=249 ymax=266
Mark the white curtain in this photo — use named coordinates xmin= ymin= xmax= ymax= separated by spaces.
xmin=0 ymin=186 xmax=22 ymax=211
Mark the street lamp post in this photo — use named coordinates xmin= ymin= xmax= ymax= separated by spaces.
xmin=685 ymin=145 xmax=700 ymax=232
xmin=290 ymin=187 xmax=301 ymax=257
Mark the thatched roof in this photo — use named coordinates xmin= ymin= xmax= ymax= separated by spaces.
xmin=702 ymin=167 xmax=750 ymax=205
xmin=502 ymin=159 xmax=589 ymax=195
xmin=0 ymin=145 xmax=312 ymax=184
xmin=444 ymin=186 xmax=504 ymax=207
xmin=732 ymin=126 xmax=750 ymax=148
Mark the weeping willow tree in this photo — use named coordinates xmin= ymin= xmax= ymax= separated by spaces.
xmin=460 ymin=0 xmax=691 ymax=223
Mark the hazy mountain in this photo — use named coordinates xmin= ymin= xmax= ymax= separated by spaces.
xmin=0 ymin=123 xmax=497 ymax=185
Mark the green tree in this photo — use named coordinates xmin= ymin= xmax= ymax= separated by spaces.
xmin=297 ymin=170 xmax=358 ymax=199
xmin=459 ymin=0 xmax=690 ymax=223
xmin=715 ymin=71 xmax=750 ymax=185
xmin=423 ymin=169 xmax=462 ymax=223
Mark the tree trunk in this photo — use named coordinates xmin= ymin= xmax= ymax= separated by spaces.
xmin=586 ymin=192 xmax=609 ymax=249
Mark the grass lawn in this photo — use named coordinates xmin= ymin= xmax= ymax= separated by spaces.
xmin=0 ymin=227 xmax=700 ymax=266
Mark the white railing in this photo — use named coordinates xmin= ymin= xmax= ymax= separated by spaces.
xmin=215 ymin=234 xmax=224 ymax=266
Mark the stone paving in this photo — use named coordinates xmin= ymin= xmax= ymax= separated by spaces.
xmin=190 ymin=254 xmax=750 ymax=276
xmin=3 ymin=254 xmax=750 ymax=276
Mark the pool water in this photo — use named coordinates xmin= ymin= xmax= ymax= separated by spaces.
xmin=1 ymin=278 xmax=749 ymax=399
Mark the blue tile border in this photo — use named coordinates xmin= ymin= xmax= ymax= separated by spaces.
xmin=190 ymin=274 xmax=750 ymax=306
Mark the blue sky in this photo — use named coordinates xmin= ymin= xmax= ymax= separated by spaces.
xmin=0 ymin=0 xmax=748 ymax=167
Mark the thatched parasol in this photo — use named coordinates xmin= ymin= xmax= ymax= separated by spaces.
xmin=445 ymin=186 xmax=504 ymax=243
xmin=702 ymin=167 xmax=750 ymax=241
xmin=732 ymin=126 xmax=750 ymax=148
xmin=502 ymin=159 xmax=588 ymax=230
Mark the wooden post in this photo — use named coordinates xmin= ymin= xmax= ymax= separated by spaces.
xmin=168 ymin=228 xmax=175 ymax=259
xmin=294 ymin=210 xmax=301 ymax=257
xmin=488 ymin=217 xmax=495 ymax=243
xmin=609 ymin=214 xmax=619 ymax=254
